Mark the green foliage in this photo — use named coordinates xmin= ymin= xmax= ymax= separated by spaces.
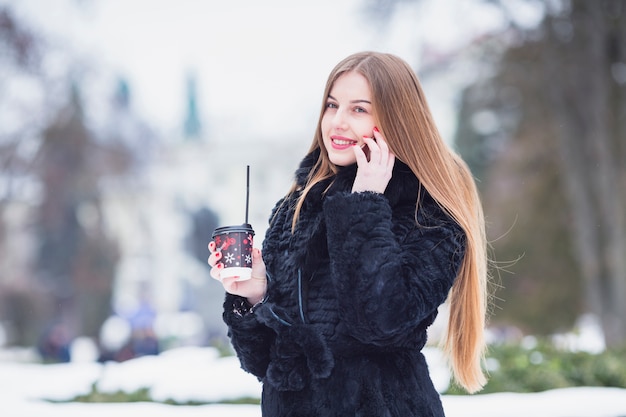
xmin=210 ymin=337 xmax=236 ymax=358
xmin=53 ymin=384 xmax=152 ymax=404
xmin=209 ymin=397 xmax=261 ymax=405
xmin=50 ymin=383 xmax=261 ymax=406
xmin=445 ymin=340 xmax=626 ymax=395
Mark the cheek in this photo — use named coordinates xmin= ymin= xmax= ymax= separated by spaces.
xmin=320 ymin=120 xmax=333 ymax=147
xmin=359 ymin=117 xmax=376 ymax=134
xmin=320 ymin=115 xmax=331 ymax=133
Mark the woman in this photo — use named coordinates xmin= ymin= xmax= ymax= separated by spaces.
xmin=208 ymin=51 xmax=489 ymax=416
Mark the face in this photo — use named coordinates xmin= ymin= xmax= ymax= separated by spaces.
xmin=321 ymin=71 xmax=376 ymax=167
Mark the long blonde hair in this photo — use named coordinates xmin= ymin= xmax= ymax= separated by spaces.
xmin=288 ymin=51 xmax=488 ymax=393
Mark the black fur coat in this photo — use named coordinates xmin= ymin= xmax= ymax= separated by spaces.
xmin=223 ymin=150 xmax=466 ymax=416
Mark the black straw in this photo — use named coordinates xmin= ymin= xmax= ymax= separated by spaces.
xmin=245 ymin=165 xmax=250 ymax=224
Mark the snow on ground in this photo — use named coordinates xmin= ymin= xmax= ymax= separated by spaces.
xmin=1 ymin=346 xmax=626 ymax=417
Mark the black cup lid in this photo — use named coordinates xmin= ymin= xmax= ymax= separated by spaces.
xmin=212 ymin=223 xmax=255 ymax=238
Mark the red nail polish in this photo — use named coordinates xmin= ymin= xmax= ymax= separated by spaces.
xmin=373 ymin=126 xmax=379 ymax=133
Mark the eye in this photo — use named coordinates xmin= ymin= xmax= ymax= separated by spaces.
xmin=326 ymin=102 xmax=338 ymax=109
xmin=354 ymin=106 xmax=367 ymax=113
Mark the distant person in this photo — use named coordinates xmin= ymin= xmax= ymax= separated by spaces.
xmin=208 ymin=51 xmax=490 ymax=416
xmin=128 ymin=299 xmax=159 ymax=357
xmin=37 ymin=321 xmax=71 ymax=363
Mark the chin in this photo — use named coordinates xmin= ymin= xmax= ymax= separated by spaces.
xmin=328 ymin=149 xmax=356 ymax=167
xmin=329 ymin=154 xmax=356 ymax=167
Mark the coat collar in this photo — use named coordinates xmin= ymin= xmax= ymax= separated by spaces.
xmin=294 ymin=148 xmax=420 ymax=208
xmin=265 ymin=149 xmax=424 ymax=290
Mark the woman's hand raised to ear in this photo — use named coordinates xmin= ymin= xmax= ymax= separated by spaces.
xmin=208 ymin=241 xmax=267 ymax=305
xmin=352 ymin=127 xmax=395 ymax=194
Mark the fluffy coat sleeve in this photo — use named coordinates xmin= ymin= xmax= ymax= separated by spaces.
xmin=323 ymin=190 xmax=466 ymax=347
xmin=222 ymin=293 xmax=275 ymax=379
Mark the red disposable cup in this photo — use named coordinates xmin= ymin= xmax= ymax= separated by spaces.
xmin=211 ymin=223 xmax=255 ymax=281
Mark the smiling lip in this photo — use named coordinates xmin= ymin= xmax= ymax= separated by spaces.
xmin=330 ymin=135 xmax=357 ymax=150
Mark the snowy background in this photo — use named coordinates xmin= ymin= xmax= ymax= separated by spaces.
xmin=2 ymin=1 xmax=626 ymax=416
xmin=2 ymin=344 xmax=626 ymax=417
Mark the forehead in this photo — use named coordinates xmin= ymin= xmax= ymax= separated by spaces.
xmin=330 ymin=71 xmax=372 ymax=97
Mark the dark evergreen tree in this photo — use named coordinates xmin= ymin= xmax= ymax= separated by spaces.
xmin=187 ymin=207 xmax=219 ymax=266
xmin=35 ymin=84 xmax=119 ymax=342
xmin=456 ymin=0 xmax=626 ymax=344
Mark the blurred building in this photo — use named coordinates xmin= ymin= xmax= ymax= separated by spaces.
xmin=0 ymin=66 xmax=308 ymax=356
xmin=98 ymin=75 xmax=307 ymax=350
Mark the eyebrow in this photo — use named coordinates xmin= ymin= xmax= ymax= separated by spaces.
xmin=327 ymin=94 xmax=371 ymax=105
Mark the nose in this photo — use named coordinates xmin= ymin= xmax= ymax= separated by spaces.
xmin=330 ymin=108 xmax=348 ymax=130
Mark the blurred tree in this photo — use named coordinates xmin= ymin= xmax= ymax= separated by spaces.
xmin=187 ymin=207 xmax=219 ymax=266
xmin=362 ymin=0 xmax=626 ymax=344
xmin=183 ymin=73 xmax=203 ymax=140
xmin=361 ymin=0 xmax=415 ymax=22
xmin=541 ymin=0 xmax=626 ymax=346
xmin=35 ymin=83 xmax=120 ymax=341
xmin=1 ymin=5 xmax=139 ymax=347
xmin=458 ymin=53 xmax=585 ymax=334
xmin=0 ymin=6 xmax=44 ymax=160
xmin=0 ymin=5 xmax=46 ymax=346
xmin=456 ymin=0 xmax=626 ymax=346
xmin=0 ymin=7 xmax=39 ymax=67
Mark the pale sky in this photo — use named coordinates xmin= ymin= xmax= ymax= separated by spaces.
xmin=3 ymin=0 xmax=527 ymax=142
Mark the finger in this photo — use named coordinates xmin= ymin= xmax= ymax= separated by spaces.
xmin=210 ymin=262 xmax=223 ymax=281
xmin=372 ymin=126 xmax=382 ymax=140
xmin=373 ymin=131 xmax=395 ymax=167
xmin=372 ymin=129 xmax=393 ymax=156
xmin=362 ymin=137 xmax=381 ymax=163
xmin=251 ymin=248 xmax=267 ymax=280
xmin=372 ymin=129 xmax=388 ymax=152
xmin=208 ymin=241 xmax=216 ymax=252
xmin=222 ymin=276 xmax=240 ymax=292
xmin=386 ymin=153 xmax=396 ymax=171
xmin=208 ymin=250 xmax=222 ymax=267
xmin=352 ymin=141 xmax=369 ymax=165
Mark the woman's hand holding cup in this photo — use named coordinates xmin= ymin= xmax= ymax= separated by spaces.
xmin=208 ymin=241 xmax=267 ymax=305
